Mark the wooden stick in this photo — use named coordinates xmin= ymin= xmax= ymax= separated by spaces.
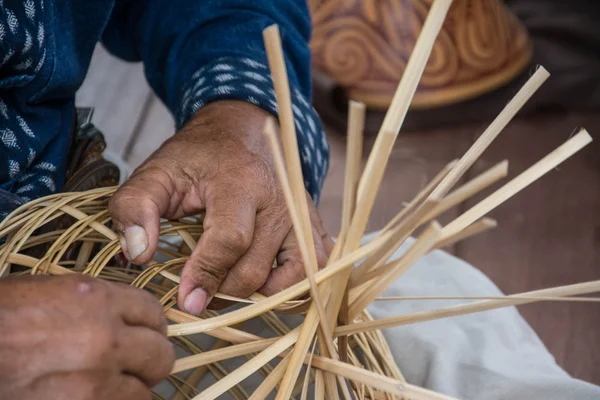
xmin=443 ymin=129 xmax=592 ymax=237
xmin=336 ymin=280 xmax=600 ymax=336
xmin=428 ymin=66 xmax=550 ymax=199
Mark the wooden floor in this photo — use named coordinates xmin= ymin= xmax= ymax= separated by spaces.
xmin=77 ymin=45 xmax=600 ymax=385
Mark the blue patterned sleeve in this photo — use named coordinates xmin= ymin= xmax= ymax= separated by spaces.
xmin=101 ymin=0 xmax=329 ymax=203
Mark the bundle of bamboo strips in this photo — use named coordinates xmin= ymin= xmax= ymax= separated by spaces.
xmin=0 ymin=0 xmax=597 ymax=399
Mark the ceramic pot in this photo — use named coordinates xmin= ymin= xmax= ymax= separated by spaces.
xmin=309 ymin=0 xmax=533 ymax=110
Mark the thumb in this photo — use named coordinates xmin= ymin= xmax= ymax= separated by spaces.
xmin=109 ymin=168 xmax=173 ymax=264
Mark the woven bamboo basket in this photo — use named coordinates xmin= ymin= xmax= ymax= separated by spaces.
xmin=0 ymin=1 xmax=597 ymax=399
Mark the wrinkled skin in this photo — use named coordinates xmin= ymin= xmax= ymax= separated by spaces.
xmin=109 ymin=100 xmax=333 ymax=314
xmin=0 ymin=274 xmax=174 ymax=400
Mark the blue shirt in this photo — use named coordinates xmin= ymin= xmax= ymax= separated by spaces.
xmin=0 ymin=0 xmax=328 ymax=215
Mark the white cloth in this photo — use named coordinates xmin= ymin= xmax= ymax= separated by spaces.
xmin=157 ymin=233 xmax=600 ymax=399
xmin=364 ymin=234 xmax=600 ymax=400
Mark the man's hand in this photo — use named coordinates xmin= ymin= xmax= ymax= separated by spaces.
xmin=109 ymin=101 xmax=332 ymax=315
xmin=0 ymin=274 xmax=174 ymax=400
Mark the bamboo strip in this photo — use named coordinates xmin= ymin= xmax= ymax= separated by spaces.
xmin=314 ymin=371 xmax=325 ymax=400
xmin=374 ymin=296 xmax=600 ymax=302
xmin=171 ymin=331 xmax=454 ymax=400
xmin=170 ymin=340 xmax=230 ymax=400
xmin=380 ymin=159 xmax=458 ymax=235
xmin=264 ymin=24 xmax=348 ymax=399
xmin=350 ymin=199 xmax=439 ymax=285
xmin=340 ymin=100 xmax=367 ymax=249
xmin=172 ymin=336 xmax=249 ymax=400
xmin=175 ymin=288 xmax=593 ymax=308
xmin=300 ymin=339 xmax=319 ymax=400
xmin=58 ymin=204 xmax=117 ymax=240
xmin=248 ymin=353 xmax=292 ymax=400
xmin=351 ymin=0 xmax=454 ymax=251
xmin=275 ymin=310 xmax=321 ymax=400
xmin=428 ymin=67 xmax=550 ymax=199
xmin=263 ymin=118 xmax=337 ymax=357
xmin=421 ymin=160 xmax=509 ymax=223
xmin=309 ymin=355 xmax=459 ymax=400
xmin=348 ymin=222 xmax=442 ymax=319
xmin=193 ymin=328 xmax=300 ymax=400
xmin=337 ymin=280 xmax=600 ymax=336
xmin=313 ymin=6 xmax=455 ymax=369
xmin=165 ymin=309 xmax=260 ymax=344
xmin=167 ymin=230 xmax=391 ymax=337
xmin=339 ymin=100 xmax=366 ymax=364
xmin=7 ymin=253 xmax=72 ymax=275
xmin=171 ymin=337 xmax=279 ymax=374
xmin=443 ymin=129 xmax=592 ymax=237
xmin=434 ymin=218 xmax=497 ymax=249
xmin=350 ymin=159 xmax=506 ymax=291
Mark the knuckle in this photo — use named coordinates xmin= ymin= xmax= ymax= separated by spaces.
xmin=316 ymin=250 xmax=329 ymax=270
xmin=233 ymin=264 xmax=269 ymax=293
xmin=80 ymin=326 xmax=116 ymax=368
xmin=108 ymin=183 xmax=159 ymax=220
xmin=141 ymin=337 xmax=175 ymax=388
xmin=290 ymin=261 xmax=307 ymax=284
xmin=158 ymin=341 xmax=176 ymax=377
xmin=149 ymin=302 xmax=168 ymax=333
xmin=95 ymin=328 xmax=116 ymax=355
xmin=116 ymin=284 xmax=166 ymax=330
xmin=70 ymin=372 xmax=105 ymax=398
xmin=135 ymin=288 xmax=163 ymax=314
xmin=188 ymin=259 xmax=227 ymax=289
xmin=212 ymin=225 xmax=252 ymax=255
xmin=311 ymin=229 xmax=330 ymax=270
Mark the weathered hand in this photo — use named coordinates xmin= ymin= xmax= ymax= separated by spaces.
xmin=0 ymin=274 xmax=174 ymax=400
xmin=109 ymin=100 xmax=332 ymax=315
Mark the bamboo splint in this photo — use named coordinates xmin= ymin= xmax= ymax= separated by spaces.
xmin=0 ymin=0 xmax=597 ymax=398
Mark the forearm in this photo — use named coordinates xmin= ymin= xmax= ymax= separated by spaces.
xmin=102 ymin=0 xmax=328 ymax=202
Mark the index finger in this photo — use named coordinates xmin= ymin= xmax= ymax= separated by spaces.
xmin=177 ymin=188 xmax=257 ymax=315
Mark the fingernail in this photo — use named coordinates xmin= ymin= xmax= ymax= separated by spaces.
xmin=124 ymin=225 xmax=148 ymax=261
xmin=184 ymin=288 xmax=208 ymax=316
xmin=118 ymin=234 xmax=130 ymax=259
